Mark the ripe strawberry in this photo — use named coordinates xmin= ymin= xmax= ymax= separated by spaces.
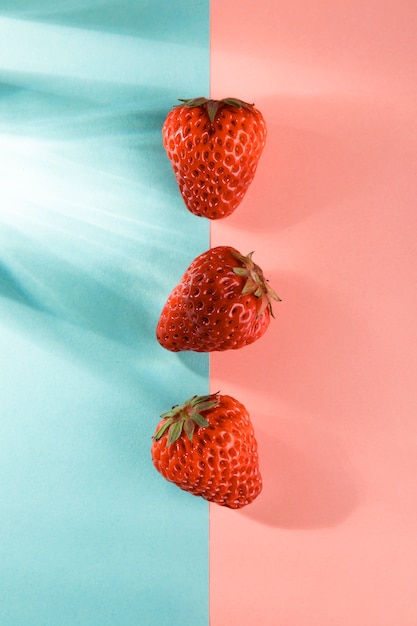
xmin=162 ymin=97 xmax=267 ymax=219
xmin=156 ymin=246 xmax=280 ymax=352
xmin=151 ymin=392 xmax=262 ymax=509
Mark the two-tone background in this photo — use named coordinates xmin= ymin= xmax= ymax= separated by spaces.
xmin=1 ymin=1 xmax=417 ymax=624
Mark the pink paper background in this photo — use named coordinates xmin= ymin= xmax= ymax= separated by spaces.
xmin=210 ymin=1 xmax=417 ymax=624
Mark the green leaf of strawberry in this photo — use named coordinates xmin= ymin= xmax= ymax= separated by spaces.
xmin=231 ymin=250 xmax=281 ymax=317
xmin=153 ymin=394 xmax=217 ymax=447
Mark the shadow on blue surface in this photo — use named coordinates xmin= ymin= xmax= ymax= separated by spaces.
xmin=0 ymin=2 xmax=210 ymax=625
xmin=0 ymin=0 xmax=208 ymax=44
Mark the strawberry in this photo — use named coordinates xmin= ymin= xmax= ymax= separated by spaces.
xmin=162 ymin=97 xmax=267 ymax=219
xmin=151 ymin=392 xmax=262 ymax=509
xmin=156 ymin=246 xmax=280 ymax=352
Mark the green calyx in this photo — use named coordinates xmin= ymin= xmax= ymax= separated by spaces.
xmin=153 ymin=393 xmax=219 ymax=447
xmin=175 ymin=97 xmax=255 ymax=124
xmin=231 ymin=250 xmax=281 ymax=317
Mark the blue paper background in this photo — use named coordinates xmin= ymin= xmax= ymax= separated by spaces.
xmin=0 ymin=2 xmax=210 ymax=625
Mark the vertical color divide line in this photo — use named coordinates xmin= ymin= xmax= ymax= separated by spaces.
xmin=209 ymin=1 xmax=281 ymax=625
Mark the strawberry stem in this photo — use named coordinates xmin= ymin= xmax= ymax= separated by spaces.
xmin=231 ymin=250 xmax=281 ymax=317
xmin=175 ymin=97 xmax=255 ymax=124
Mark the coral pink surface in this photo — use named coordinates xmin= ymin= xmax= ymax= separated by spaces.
xmin=209 ymin=1 xmax=417 ymax=624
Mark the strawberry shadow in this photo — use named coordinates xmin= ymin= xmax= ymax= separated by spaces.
xmin=211 ymin=270 xmax=368 ymax=415
xmin=209 ymin=270 xmax=369 ymax=527
xmin=224 ymin=93 xmax=390 ymax=232
xmin=240 ymin=415 xmax=360 ymax=528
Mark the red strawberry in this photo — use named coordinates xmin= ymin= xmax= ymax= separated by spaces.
xmin=162 ymin=97 xmax=267 ymax=219
xmin=151 ymin=392 xmax=262 ymax=509
xmin=156 ymin=246 xmax=280 ymax=352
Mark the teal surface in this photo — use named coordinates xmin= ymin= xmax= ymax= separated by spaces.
xmin=0 ymin=2 xmax=210 ymax=625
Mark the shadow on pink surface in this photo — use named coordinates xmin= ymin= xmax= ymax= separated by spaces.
xmin=211 ymin=270 xmax=366 ymax=528
xmin=240 ymin=415 xmax=360 ymax=528
xmin=212 ymin=269 xmax=374 ymax=417
xmin=223 ymin=92 xmax=409 ymax=233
